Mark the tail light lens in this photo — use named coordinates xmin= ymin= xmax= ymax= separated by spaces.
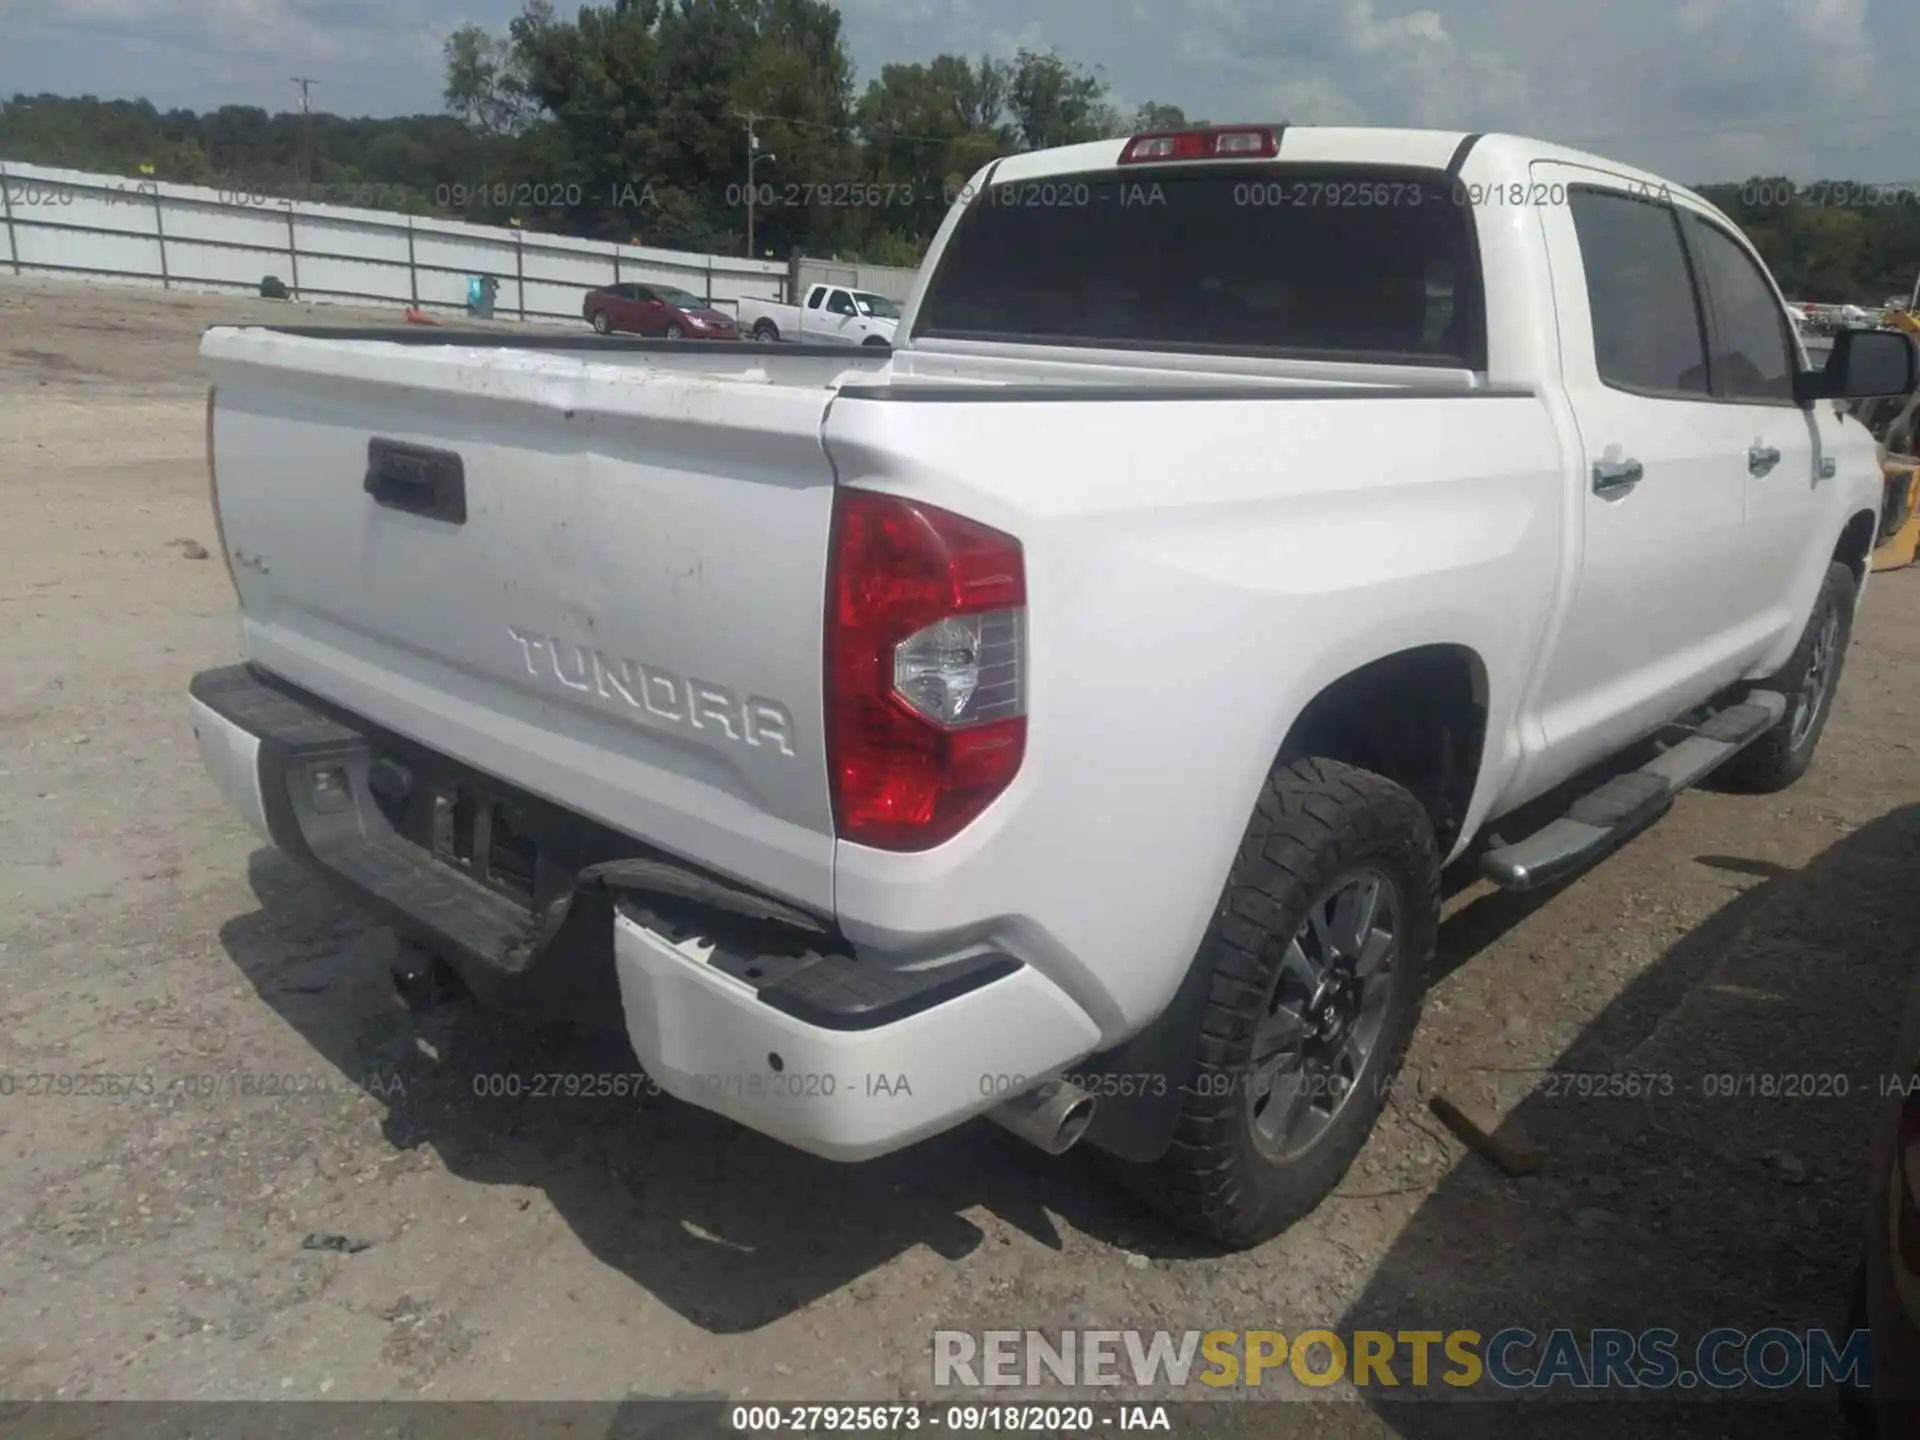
xmin=1119 ymin=126 xmax=1280 ymax=164
xmin=826 ymin=489 xmax=1027 ymax=850
xmin=206 ymin=386 xmax=240 ymax=598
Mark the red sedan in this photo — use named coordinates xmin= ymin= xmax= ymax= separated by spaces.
xmin=582 ymin=282 xmax=740 ymax=340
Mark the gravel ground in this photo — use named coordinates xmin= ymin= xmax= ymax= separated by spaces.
xmin=1 ymin=272 xmax=1914 ymax=1438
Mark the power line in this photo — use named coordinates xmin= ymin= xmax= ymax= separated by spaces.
xmin=738 ymin=109 xmax=989 ymax=149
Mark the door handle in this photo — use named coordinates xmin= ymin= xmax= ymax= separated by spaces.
xmin=1592 ymin=457 xmax=1644 ymax=496
xmin=365 ymin=438 xmax=467 ymax=524
xmin=1818 ymin=455 xmax=1837 ymax=481
xmin=1748 ymin=444 xmax=1782 ymax=476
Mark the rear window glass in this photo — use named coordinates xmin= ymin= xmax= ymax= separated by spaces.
xmin=913 ymin=168 xmax=1482 ymax=365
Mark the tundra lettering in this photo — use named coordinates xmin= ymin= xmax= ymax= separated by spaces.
xmin=507 ymin=626 xmax=796 ymax=756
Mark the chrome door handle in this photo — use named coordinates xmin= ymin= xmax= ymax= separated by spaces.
xmin=1748 ymin=444 xmax=1782 ymax=475
xmin=1818 ymin=456 xmax=1837 ymax=480
xmin=1592 ymin=457 xmax=1644 ymax=496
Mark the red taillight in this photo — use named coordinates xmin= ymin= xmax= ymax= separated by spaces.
xmin=826 ymin=489 xmax=1027 ymax=851
xmin=1119 ymin=126 xmax=1280 ymax=164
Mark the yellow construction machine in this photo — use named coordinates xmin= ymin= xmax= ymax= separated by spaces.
xmin=1859 ymin=308 xmax=1920 ymax=571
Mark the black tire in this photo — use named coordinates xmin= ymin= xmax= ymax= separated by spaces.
xmin=590 ymin=309 xmax=612 ymax=335
xmin=1115 ymin=758 xmax=1439 ymax=1247
xmin=1716 ymin=561 xmax=1856 ymax=794
xmin=863 ymin=335 xmax=891 ymax=348
xmin=752 ymin=320 xmax=780 ymax=343
xmin=665 ymin=323 xmax=684 ymax=340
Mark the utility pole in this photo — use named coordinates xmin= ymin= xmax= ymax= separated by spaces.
xmin=291 ymin=76 xmax=319 ymax=192
xmin=734 ymin=109 xmax=774 ymax=260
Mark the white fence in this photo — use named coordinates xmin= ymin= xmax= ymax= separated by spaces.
xmin=0 ymin=160 xmax=789 ymax=321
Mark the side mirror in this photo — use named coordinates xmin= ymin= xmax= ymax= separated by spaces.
xmin=1797 ymin=328 xmax=1920 ymax=403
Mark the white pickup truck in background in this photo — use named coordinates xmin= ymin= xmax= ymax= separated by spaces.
xmin=736 ymin=281 xmax=900 ymax=345
xmin=190 ymin=125 xmax=1918 ymax=1247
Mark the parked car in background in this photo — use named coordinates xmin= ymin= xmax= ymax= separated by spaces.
xmin=582 ymin=282 xmax=740 ymax=340
xmin=737 ymin=283 xmax=899 ymax=345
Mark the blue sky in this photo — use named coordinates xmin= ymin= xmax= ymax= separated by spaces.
xmin=5 ymin=0 xmax=1920 ymax=183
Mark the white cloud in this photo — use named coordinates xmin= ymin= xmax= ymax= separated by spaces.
xmin=982 ymin=20 xmax=1047 ymax=58
xmin=2 ymin=0 xmax=1915 ymax=180
xmin=1171 ymin=0 xmax=1535 ymax=130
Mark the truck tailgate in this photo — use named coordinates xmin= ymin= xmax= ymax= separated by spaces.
xmin=200 ymin=330 xmax=841 ymax=912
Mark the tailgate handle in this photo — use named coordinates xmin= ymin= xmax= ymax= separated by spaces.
xmin=364 ymin=439 xmax=467 ymax=524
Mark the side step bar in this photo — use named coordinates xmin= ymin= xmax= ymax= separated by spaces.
xmin=1481 ymin=691 xmax=1786 ymax=892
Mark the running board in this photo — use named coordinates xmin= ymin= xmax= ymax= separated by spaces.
xmin=1480 ymin=690 xmax=1786 ymax=892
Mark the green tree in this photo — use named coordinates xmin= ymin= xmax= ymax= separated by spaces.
xmin=1005 ymin=49 xmax=1119 ymax=149
xmin=853 ymin=54 xmax=1014 ymax=243
xmin=443 ymin=21 xmax=536 ymax=136
xmin=1130 ymin=101 xmax=1191 ymax=132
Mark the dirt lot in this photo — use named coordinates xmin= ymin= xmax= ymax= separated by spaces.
xmin=2 ymin=273 xmax=1917 ymax=1436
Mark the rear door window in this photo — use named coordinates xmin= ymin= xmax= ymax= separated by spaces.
xmin=913 ymin=167 xmax=1483 ymax=365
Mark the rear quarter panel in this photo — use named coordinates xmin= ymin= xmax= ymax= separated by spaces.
xmin=822 ymin=388 xmax=1565 ymax=1038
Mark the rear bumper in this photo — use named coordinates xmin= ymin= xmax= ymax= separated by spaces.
xmin=188 ymin=663 xmax=1101 ymax=1159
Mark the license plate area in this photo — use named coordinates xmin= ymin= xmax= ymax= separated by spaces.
xmin=431 ymin=784 xmax=541 ymax=907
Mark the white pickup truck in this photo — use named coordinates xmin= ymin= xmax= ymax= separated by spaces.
xmin=190 ymin=126 xmax=1918 ymax=1246
xmin=736 ymin=281 xmax=900 ymax=345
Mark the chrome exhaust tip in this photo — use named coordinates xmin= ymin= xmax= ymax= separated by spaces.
xmin=988 ymin=1077 xmax=1096 ymax=1156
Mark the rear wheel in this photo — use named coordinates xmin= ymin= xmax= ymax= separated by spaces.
xmin=1717 ymin=561 xmax=1856 ymax=793
xmin=590 ymin=309 xmax=612 ymax=335
xmin=752 ymin=320 xmax=780 ymax=343
xmin=1115 ymin=758 xmax=1438 ymax=1247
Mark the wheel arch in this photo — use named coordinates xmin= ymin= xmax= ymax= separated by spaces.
xmin=1075 ymin=641 xmax=1489 ymax=1166
xmin=1835 ymin=506 xmax=1879 ymax=586
xmin=1275 ymin=642 xmax=1492 ymax=856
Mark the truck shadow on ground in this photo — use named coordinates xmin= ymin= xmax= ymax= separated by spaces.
xmin=213 ymin=842 xmax=1553 ymax=1334
xmin=1335 ymin=803 xmax=1920 ymax=1440
xmin=213 ymin=800 xmax=1916 ymax=1345
xmin=219 ymin=849 xmax=1167 ymax=1333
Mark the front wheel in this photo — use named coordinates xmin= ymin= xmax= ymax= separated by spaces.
xmin=664 ymin=323 xmax=684 ymax=340
xmin=1716 ymin=561 xmax=1856 ymax=794
xmin=589 ymin=309 xmax=612 ymax=335
xmin=862 ymin=335 xmax=891 ymax=348
xmin=1114 ymin=757 xmax=1439 ymax=1247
